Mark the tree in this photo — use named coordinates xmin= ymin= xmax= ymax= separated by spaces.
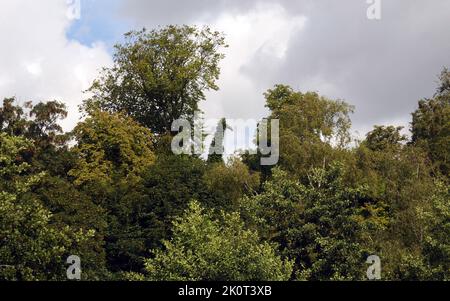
xmin=364 ymin=125 xmax=406 ymax=151
xmin=241 ymin=165 xmax=369 ymax=280
xmin=139 ymin=154 xmax=209 ymax=251
xmin=133 ymin=201 xmax=293 ymax=281
xmin=0 ymin=98 xmax=27 ymax=136
xmin=346 ymin=134 xmax=438 ymax=279
xmin=0 ymin=98 xmax=67 ymax=146
xmin=33 ymin=176 xmax=110 ymax=280
xmin=69 ymin=110 xmax=155 ymax=193
xmin=399 ymin=181 xmax=450 ymax=280
xmin=436 ymin=67 xmax=450 ymax=96
xmin=0 ymin=98 xmax=72 ymax=176
xmin=247 ymin=85 xmax=354 ymax=177
xmin=83 ymin=25 xmax=227 ymax=135
xmin=1 ymin=25 xmax=449 ymax=282
xmin=265 ymin=85 xmax=353 ymax=148
xmin=1 ymin=100 xmax=109 ymax=279
xmin=207 ymin=118 xmax=231 ymax=164
xmin=421 ymin=181 xmax=450 ymax=280
xmin=68 ymin=110 xmax=156 ymax=273
xmin=411 ymin=68 xmax=450 ymax=176
xmin=0 ymin=133 xmax=92 ymax=280
xmin=203 ymin=157 xmax=260 ymax=211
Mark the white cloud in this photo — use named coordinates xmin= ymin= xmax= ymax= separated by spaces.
xmin=199 ymin=3 xmax=306 ymax=122
xmin=0 ymin=0 xmax=112 ymax=131
xmin=24 ymin=59 xmax=43 ymax=76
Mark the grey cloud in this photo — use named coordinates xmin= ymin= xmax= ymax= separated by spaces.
xmin=119 ymin=0 xmax=259 ymax=26
xmin=244 ymin=0 xmax=450 ymax=130
xmin=118 ymin=0 xmax=450 ymax=134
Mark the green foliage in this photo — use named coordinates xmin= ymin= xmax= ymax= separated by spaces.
xmin=0 ymin=98 xmax=73 ymax=178
xmin=83 ymin=25 xmax=227 ymax=135
xmin=136 ymin=201 xmax=293 ymax=281
xmin=0 ymin=98 xmax=68 ymax=146
xmin=139 ymin=154 xmax=209 ymax=251
xmin=345 ymin=129 xmax=443 ymax=280
xmin=411 ymin=182 xmax=450 ymax=280
xmin=207 ymin=118 xmax=230 ymax=164
xmin=69 ymin=110 xmax=155 ymax=191
xmin=0 ymin=27 xmax=448 ymax=282
xmin=203 ymin=157 xmax=260 ymax=211
xmin=241 ymin=164 xmax=368 ymax=280
xmin=33 ymin=176 xmax=110 ymax=279
xmin=364 ymin=125 xmax=407 ymax=151
xmin=411 ymin=68 xmax=450 ymax=176
xmin=265 ymin=85 xmax=353 ymax=147
xmin=390 ymin=180 xmax=449 ymax=281
xmin=256 ymin=85 xmax=354 ymax=177
xmin=68 ymin=110 xmax=156 ymax=273
xmin=0 ymin=133 xmax=92 ymax=280
xmin=293 ymin=164 xmax=368 ymax=280
xmin=0 ymin=98 xmax=28 ymax=136
xmin=425 ymin=182 xmax=450 ymax=278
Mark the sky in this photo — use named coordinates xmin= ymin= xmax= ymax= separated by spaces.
xmin=1 ymin=0 xmax=449 ymax=152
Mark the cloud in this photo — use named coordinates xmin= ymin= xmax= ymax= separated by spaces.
xmin=200 ymin=2 xmax=306 ymax=121
xmin=0 ymin=0 xmax=112 ymax=131
xmin=2 ymin=0 xmax=449 ymax=142
xmin=119 ymin=0 xmax=260 ymax=27
xmin=255 ymin=0 xmax=450 ymax=135
xmin=118 ymin=0 xmax=450 ymax=139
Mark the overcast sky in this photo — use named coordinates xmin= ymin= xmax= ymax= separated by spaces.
xmin=1 ymin=0 xmax=449 ymax=145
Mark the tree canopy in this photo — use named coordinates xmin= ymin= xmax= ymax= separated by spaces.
xmin=83 ymin=25 xmax=227 ymax=135
xmin=0 ymin=25 xmax=448 ymax=282
xmin=132 ymin=201 xmax=293 ymax=281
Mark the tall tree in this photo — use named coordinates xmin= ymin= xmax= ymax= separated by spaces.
xmin=418 ymin=181 xmax=450 ymax=280
xmin=207 ymin=118 xmax=230 ymax=164
xmin=411 ymin=68 xmax=450 ymax=176
xmin=0 ymin=98 xmax=72 ymax=176
xmin=68 ymin=110 xmax=156 ymax=273
xmin=245 ymin=85 xmax=354 ymax=177
xmin=83 ymin=25 xmax=227 ymax=135
xmin=0 ymin=100 xmax=109 ymax=279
